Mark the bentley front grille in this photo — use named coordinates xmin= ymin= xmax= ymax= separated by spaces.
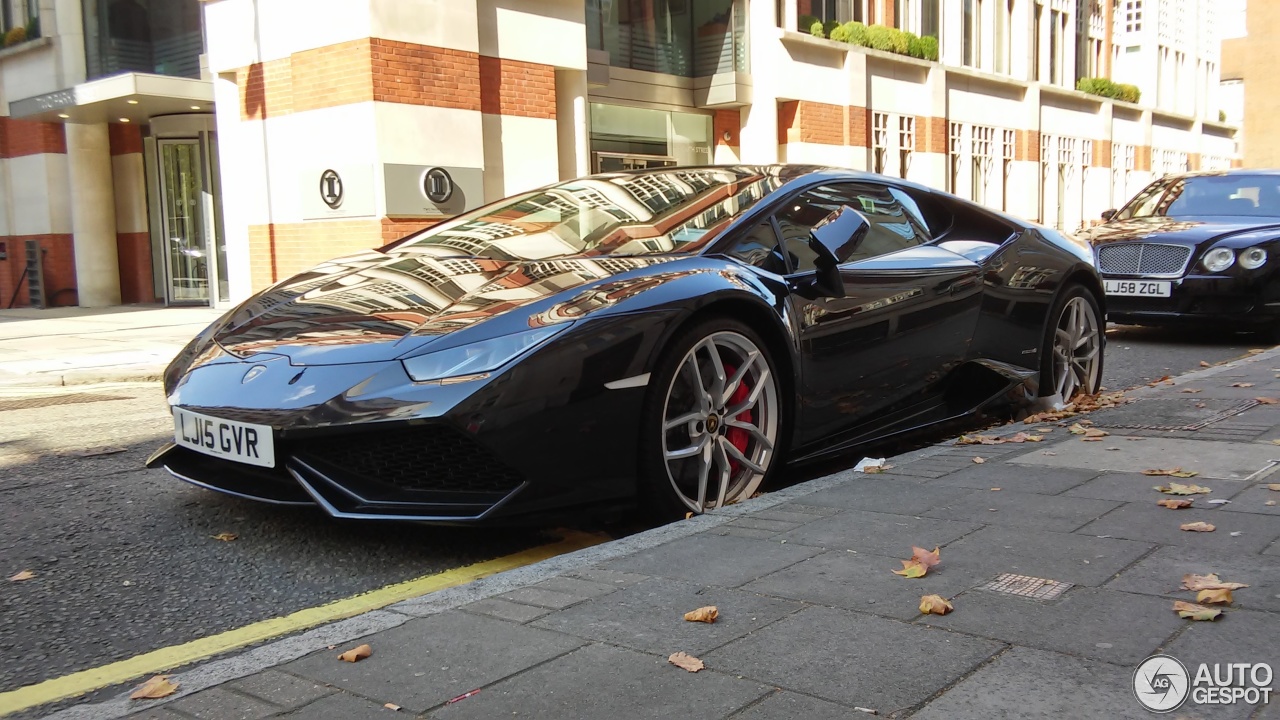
xmin=1096 ymin=243 xmax=1193 ymax=277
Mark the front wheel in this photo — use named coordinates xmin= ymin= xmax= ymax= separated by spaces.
xmin=1040 ymin=285 xmax=1104 ymax=401
xmin=640 ymin=319 xmax=783 ymax=518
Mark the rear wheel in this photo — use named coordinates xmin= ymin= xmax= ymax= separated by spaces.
xmin=1040 ymin=285 xmax=1104 ymax=401
xmin=640 ymin=319 xmax=783 ymax=518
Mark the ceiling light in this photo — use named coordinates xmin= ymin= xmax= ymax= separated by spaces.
xmin=119 ymin=118 xmax=131 ymax=123
xmin=127 ymin=99 xmax=139 ymax=105
xmin=57 ymin=113 xmax=70 ymax=119
xmin=190 ymin=105 xmax=201 ymax=110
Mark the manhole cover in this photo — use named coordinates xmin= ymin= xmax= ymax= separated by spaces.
xmin=1086 ymin=398 xmax=1257 ymax=431
xmin=978 ymin=573 xmax=1072 ymax=600
xmin=0 ymin=393 xmax=130 ymax=412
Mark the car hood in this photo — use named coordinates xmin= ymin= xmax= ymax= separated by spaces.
xmin=211 ymin=249 xmax=681 ymax=365
xmin=1081 ymin=216 xmax=1280 ymax=249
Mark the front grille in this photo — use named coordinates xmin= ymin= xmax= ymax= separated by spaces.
xmin=295 ymin=426 xmax=523 ymax=494
xmin=1096 ymin=243 xmax=1193 ymax=276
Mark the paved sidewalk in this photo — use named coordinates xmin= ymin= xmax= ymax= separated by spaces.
xmin=35 ymin=350 xmax=1280 ymax=719
xmin=0 ymin=306 xmax=223 ymax=388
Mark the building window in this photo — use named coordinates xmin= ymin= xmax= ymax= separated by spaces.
xmin=872 ymin=112 xmax=890 ymax=175
xmin=962 ymin=0 xmax=982 ymax=68
xmin=1032 ymin=1 xmax=1042 ymax=81
xmin=1001 ymin=129 xmax=1016 ymax=211
xmin=602 ymin=0 xmax=749 ymax=77
xmin=82 ymin=0 xmax=204 ymax=80
xmin=899 ymin=116 xmax=916 ymax=179
xmin=1049 ymin=8 xmax=1063 ymax=85
xmin=2 ymin=0 xmax=39 ymax=36
xmin=1124 ymin=0 xmax=1143 ymax=32
xmin=971 ymin=125 xmax=995 ymax=206
xmin=949 ymin=122 xmax=965 ymax=194
xmin=801 ymin=0 xmax=865 ymax=30
xmin=995 ymin=0 xmax=1011 ymax=74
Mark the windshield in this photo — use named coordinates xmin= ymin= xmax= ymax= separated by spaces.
xmin=1116 ymin=174 xmax=1280 ymax=220
xmin=390 ymin=167 xmax=787 ymax=261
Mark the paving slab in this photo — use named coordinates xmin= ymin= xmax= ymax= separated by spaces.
xmin=1162 ymin=609 xmax=1280 ymax=720
xmin=429 ymin=643 xmax=771 ymax=719
xmin=565 ymin=567 xmax=651 ymax=588
xmin=724 ymin=516 xmax=804 ymax=533
xmin=797 ymin=476 xmax=979 ymax=514
xmin=1014 ymin=436 xmax=1280 ymax=480
xmin=275 ymin=692 xmax=396 ymax=718
xmin=457 ymin=597 xmax=553 ymax=624
xmin=1074 ymin=502 xmax=1280 ymax=553
xmin=703 ymin=606 xmax=1004 ymax=712
xmin=1106 ymin=545 xmax=1280 ymax=613
xmin=229 ymin=669 xmax=334 ymax=709
xmin=731 ymin=691 xmax=862 ymax=719
xmin=601 ymin=534 xmax=823 ymax=588
xmin=923 ymin=462 xmax=1100 ymax=495
xmin=921 ymin=489 xmax=1122 ymax=532
xmin=911 ymin=646 xmax=1152 ymax=719
xmin=283 ymin=611 xmax=584 ymax=713
xmin=1218 ymin=483 xmax=1280 ymax=516
xmin=1066 ymin=471 xmax=1251 ymax=504
xmin=530 ymin=576 xmax=802 ymax=655
xmin=741 ymin=549 xmax=977 ymax=620
xmin=938 ymin=524 xmax=1155 ymax=587
xmin=165 ymin=687 xmax=278 ymax=720
xmin=919 ymin=586 xmax=1185 ymax=665
xmin=772 ymin=509 xmax=983 ymax=555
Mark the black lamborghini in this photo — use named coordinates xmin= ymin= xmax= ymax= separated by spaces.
xmin=149 ymin=165 xmax=1104 ymax=523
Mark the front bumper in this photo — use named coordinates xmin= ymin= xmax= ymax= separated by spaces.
xmin=1102 ymin=273 xmax=1280 ymax=328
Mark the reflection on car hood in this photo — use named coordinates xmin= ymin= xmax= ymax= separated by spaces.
xmin=212 ymin=249 xmax=679 ymax=365
xmin=1081 ymin=216 xmax=1280 ymax=247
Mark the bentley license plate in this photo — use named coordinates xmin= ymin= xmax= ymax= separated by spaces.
xmin=1104 ymin=280 xmax=1171 ymax=297
xmin=173 ymin=408 xmax=276 ymax=468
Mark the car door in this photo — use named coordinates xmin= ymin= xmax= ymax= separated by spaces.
xmin=777 ymin=182 xmax=983 ymax=445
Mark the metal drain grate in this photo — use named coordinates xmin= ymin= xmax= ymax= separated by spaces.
xmin=1086 ymin=398 xmax=1258 ymax=432
xmin=0 ymin=393 xmax=130 ymax=412
xmin=978 ymin=573 xmax=1073 ymax=601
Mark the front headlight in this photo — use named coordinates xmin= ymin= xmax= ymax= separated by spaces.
xmin=400 ymin=325 xmax=571 ymax=383
xmin=1240 ymin=247 xmax=1268 ymax=270
xmin=1202 ymin=247 xmax=1235 ymax=273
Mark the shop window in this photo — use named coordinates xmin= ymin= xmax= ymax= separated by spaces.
xmin=589 ymin=103 xmax=713 ymax=172
xmin=601 ymin=0 xmax=748 ymax=78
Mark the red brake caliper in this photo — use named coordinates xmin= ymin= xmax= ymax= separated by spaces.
xmin=723 ymin=364 xmax=751 ymax=473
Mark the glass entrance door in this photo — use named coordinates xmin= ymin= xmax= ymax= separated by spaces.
xmin=158 ymin=139 xmax=215 ymax=304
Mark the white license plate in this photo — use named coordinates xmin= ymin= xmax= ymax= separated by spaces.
xmin=173 ymin=408 xmax=275 ymax=468
xmin=1104 ymin=280 xmax=1172 ymax=297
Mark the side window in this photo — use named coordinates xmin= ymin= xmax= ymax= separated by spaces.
xmin=774 ymin=183 xmax=932 ymax=273
xmin=1115 ymin=179 xmax=1170 ymax=220
xmin=723 ymin=221 xmax=788 ymax=275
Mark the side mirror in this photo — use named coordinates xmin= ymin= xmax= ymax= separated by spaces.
xmin=1101 ymin=209 xmax=1117 ymax=222
xmin=808 ymin=206 xmax=870 ymax=298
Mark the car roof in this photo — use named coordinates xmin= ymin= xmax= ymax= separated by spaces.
xmin=1171 ymin=168 xmax=1280 ymax=179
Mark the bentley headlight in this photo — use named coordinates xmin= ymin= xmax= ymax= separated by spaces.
xmin=1202 ymin=247 xmax=1235 ymax=273
xmin=401 ymin=325 xmax=571 ymax=383
xmin=1240 ymin=247 xmax=1268 ymax=270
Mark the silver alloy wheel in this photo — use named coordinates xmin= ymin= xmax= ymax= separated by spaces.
xmin=660 ymin=331 xmax=779 ymax=513
xmin=1051 ymin=296 xmax=1102 ymax=401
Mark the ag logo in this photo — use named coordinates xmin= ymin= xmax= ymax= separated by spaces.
xmin=319 ymin=169 xmax=344 ymax=209
xmin=424 ymin=167 xmax=454 ymax=204
xmin=1134 ymin=654 xmax=1190 ymax=713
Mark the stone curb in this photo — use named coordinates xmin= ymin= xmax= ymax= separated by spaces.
xmin=37 ymin=344 xmax=1280 ymax=720
xmin=0 ymin=366 xmax=164 ymax=390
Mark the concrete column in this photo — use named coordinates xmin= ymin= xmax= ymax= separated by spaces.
xmin=65 ymin=122 xmax=121 ymax=307
xmin=555 ymin=68 xmax=590 ymax=180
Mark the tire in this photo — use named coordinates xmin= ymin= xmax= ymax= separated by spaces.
xmin=638 ymin=317 xmax=786 ymax=520
xmin=1039 ymin=284 xmax=1105 ymax=401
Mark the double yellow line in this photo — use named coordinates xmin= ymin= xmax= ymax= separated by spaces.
xmin=0 ymin=529 xmax=606 ymax=717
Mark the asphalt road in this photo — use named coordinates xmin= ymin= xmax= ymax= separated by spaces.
xmin=0 ymin=323 xmax=1269 ymax=697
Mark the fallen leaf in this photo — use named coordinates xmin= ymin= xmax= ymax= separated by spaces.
xmin=1200 ymin=361 xmax=1212 ymax=367
xmin=385 ymin=703 xmax=402 ymax=712
xmin=1267 ymin=501 xmax=1277 ymax=506
xmin=1128 ymin=437 xmax=1144 ymax=441
xmin=73 ymin=446 xmax=127 ymax=458
xmin=957 ymin=434 xmax=1004 ymax=445
xmin=7 ymin=570 xmax=34 ymax=582
xmin=1197 ymin=588 xmax=1233 ymax=604
xmin=863 ymin=464 xmax=897 ymax=474
xmin=1182 ymin=574 xmax=1249 ymax=591
xmin=1267 ymin=484 xmax=1280 ymax=491
xmin=1143 ymin=468 xmax=1199 ymax=479
xmin=1084 ymin=428 xmax=1109 ymax=438
xmin=668 ymin=651 xmax=705 ymax=672
xmin=130 ymin=675 xmax=178 ymax=700
xmin=911 ymin=546 xmax=941 ymax=569
xmin=990 ymin=487 xmax=1002 ymax=491
xmin=1152 ymin=482 xmax=1209 ymax=495
xmin=1196 ymin=402 xmax=1208 ymax=408
xmin=337 ymin=644 xmax=372 ymax=663
xmin=211 ymin=533 xmax=238 ymax=542
xmin=892 ymin=560 xmax=928 ymax=578
xmin=685 ymin=512 xmax=694 ymax=519
xmin=919 ymin=594 xmax=953 ymax=615
xmin=972 ymin=457 xmax=986 ymax=464
xmin=1148 ymin=375 xmax=1173 ymax=387
xmin=1174 ymin=600 xmax=1223 ymax=620
xmin=683 ymin=606 xmax=719 ymax=623
xmin=1180 ymin=389 xmax=1203 ymax=394
xmin=1271 ymin=440 xmax=1280 ymax=445
xmin=1231 ymin=382 xmax=1256 ymax=388
xmin=1256 ymin=397 xmax=1280 ymax=405
xmin=1068 ymin=423 xmax=1088 ymax=435
xmin=1180 ymin=521 xmax=1216 ymax=532
xmin=1248 ymin=349 xmax=1265 ymax=354
xmin=1157 ymin=498 xmax=1194 ymax=509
